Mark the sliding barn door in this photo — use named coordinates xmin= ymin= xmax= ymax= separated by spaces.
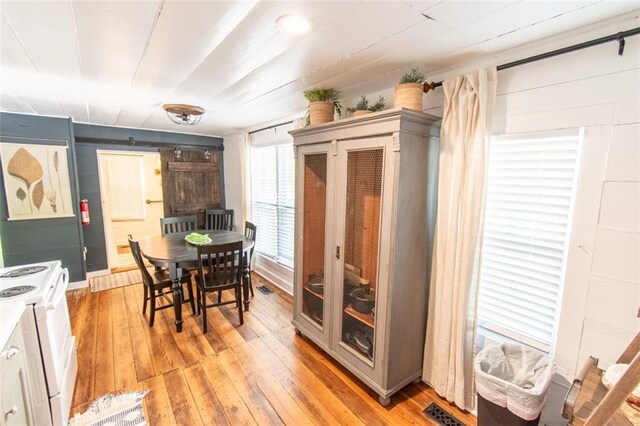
xmin=159 ymin=148 xmax=224 ymax=228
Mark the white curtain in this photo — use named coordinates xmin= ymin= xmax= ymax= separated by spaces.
xmin=423 ymin=67 xmax=497 ymax=410
xmin=239 ymin=132 xmax=253 ymax=269
xmin=238 ymin=132 xmax=252 ymax=226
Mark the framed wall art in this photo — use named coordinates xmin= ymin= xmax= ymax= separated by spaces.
xmin=1 ymin=141 xmax=75 ymax=220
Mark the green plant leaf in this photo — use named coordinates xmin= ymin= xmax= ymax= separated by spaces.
xmin=399 ymin=67 xmax=427 ymax=84
xmin=303 ymin=87 xmax=340 ymax=102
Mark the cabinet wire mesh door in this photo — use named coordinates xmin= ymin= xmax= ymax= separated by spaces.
xmin=341 ymin=149 xmax=383 ymax=362
xmin=302 ymin=154 xmax=328 ymax=326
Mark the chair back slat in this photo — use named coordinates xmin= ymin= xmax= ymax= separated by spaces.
xmin=197 ymin=241 xmax=243 ymax=290
xmin=128 ymin=235 xmax=153 ymax=288
xmin=244 ymin=221 xmax=256 ymax=253
xmin=205 ymin=209 xmax=234 ymax=231
xmin=161 ymin=215 xmax=197 ymax=235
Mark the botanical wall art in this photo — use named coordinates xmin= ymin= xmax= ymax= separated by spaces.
xmin=1 ymin=142 xmax=75 ymax=220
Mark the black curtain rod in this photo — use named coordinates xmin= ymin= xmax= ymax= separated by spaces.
xmin=428 ymin=27 xmax=640 ymax=90
xmin=249 ymin=120 xmax=294 ymax=135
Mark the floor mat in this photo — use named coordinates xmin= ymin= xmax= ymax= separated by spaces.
xmin=423 ymin=402 xmax=465 ymax=426
xmin=89 ymin=268 xmax=153 ymax=293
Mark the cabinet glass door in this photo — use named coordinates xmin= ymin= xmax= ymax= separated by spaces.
xmin=300 ymin=153 xmax=328 ymax=327
xmin=340 ymin=148 xmax=383 ymax=363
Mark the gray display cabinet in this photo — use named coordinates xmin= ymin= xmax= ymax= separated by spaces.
xmin=290 ymin=108 xmax=440 ymax=405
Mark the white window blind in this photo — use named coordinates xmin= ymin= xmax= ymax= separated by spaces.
xmin=251 ymin=142 xmax=295 ymax=268
xmin=100 ymin=154 xmax=145 ymax=220
xmin=477 ymin=130 xmax=582 ymax=353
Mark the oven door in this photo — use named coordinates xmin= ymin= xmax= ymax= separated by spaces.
xmin=33 ymin=268 xmax=74 ymax=397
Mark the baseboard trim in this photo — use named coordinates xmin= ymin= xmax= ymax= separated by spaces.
xmin=254 ymin=263 xmax=293 ymax=295
xmin=68 ymin=280 xmax=88 ymax=290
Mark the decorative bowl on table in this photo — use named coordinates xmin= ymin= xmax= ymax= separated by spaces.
xmin=184 ymin=232 xmax=212 ymax=245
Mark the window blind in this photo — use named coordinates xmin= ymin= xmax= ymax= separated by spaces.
xmin=251 ymin=142 xmax=295 ymax=268
xmin=477 ymin=130 xmax=582 ymax=352
xmin=100 ymin=154 xmax=145 ymax=220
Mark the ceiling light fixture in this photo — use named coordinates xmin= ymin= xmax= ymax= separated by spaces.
xmin=276 ymin=15 xmax=313 ymax=35
xmin=163 ymin=103 xmax=205 ymax=125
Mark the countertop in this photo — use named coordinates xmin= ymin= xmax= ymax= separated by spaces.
xmin=0 ymin=300 xmax=26 ymax=350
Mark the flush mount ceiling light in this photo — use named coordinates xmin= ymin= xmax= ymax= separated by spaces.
xmin=276 ymin=14 xmax=313 ymax=35
xmin=163 ymin=103 xmax=204 ymax=125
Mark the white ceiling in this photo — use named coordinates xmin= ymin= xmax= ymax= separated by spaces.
xmin=1 ymin=1 xmax=638 ymax=136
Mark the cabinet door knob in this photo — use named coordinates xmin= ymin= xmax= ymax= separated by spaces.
xmin=1 ymin=346 xmax=20 ymax=359
xmin=4 ymin=405 xmax=18 ymax=416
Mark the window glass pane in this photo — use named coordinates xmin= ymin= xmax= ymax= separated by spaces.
xmin=250 ymin=139 xmax=295 ymax=268
xmin=253 ymin=202 xmax=277 ymax=258
xmin=251 ymin=146 xmax=277 ymax=204
xmin=477 ymin=132 xmax=581 ymax=352
xmin=101 ymin=154 xmax=144 ymax=220
xmin=278 ymin=144 xmax=295 ymax=208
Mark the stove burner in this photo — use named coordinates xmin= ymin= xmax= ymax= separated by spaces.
xmin=1 ymin=265 xmax=48 ymax=278
xmin=0 ymin=285 xmax=37 ymax=298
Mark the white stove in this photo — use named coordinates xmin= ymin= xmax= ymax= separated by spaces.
xmin=0 ymin=261 xmax=58 ymax=304
xmin=0 ymin=261 xmax=77 ymax=426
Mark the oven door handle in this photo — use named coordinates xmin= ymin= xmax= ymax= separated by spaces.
xmin=45 ymin=268 xmax=69 ymax=311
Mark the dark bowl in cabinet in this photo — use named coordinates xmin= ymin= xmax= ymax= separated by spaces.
xmin=350 ymin=286 xmax=376 ymax=314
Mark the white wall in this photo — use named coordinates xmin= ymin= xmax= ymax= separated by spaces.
xmin=223 ymin=132 xmax=243 ymax=221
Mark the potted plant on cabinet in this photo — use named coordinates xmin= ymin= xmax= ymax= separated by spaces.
xmin=304 ymin=87 xmax=342 ymax=125
xmin=347 ymin=95 xmax=386 ymax=117
xmin=394 ymin=67 xmax=427 ymax=111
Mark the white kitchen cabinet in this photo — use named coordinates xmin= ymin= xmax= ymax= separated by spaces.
xmin=290 ymin=108 xmax=440 ymax=405
xmin=1 ymin=317 xmax=34 ymax=426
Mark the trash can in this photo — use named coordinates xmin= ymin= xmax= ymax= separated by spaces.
xmin=474 ymin=344 xmax=555 ymax=426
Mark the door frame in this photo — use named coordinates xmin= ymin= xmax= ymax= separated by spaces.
xmin=96 ymin=149 xmax=157 ymax=270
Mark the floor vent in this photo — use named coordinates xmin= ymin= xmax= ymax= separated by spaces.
xmin=423 ymin=402 xmax=465 ymax=426
xmin=257 ymin=285 xmax=273 ymax=295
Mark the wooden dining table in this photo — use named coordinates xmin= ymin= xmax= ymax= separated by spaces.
xmin=137 ymin=229 xmax=255 ymax=333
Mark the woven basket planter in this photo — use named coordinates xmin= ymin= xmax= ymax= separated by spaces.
xmin=309 ymin=101 xmax=334 ymax=125
xmin=393 ymin=82 xmax=424 ymax=111
xmin=352 ymin=110 xmax=372 ymax=117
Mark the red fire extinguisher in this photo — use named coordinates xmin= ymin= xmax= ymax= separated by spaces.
xmin=80 ymin=199 xmax=90 ymax=226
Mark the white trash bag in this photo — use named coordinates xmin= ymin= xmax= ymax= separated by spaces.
xmin=474 ymin=344 xmax=556 ymax=421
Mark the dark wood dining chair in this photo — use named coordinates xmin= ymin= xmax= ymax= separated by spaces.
xmin=244 ymin=221 xmax=257 ymax=297
xmin=129 ymin=235 xmax=196 ymax=327
xmin=161 ymin=215 xmax=197 ymax=235
xmin=205 ymin=209 xmax=234 ymax=231
xmin=195 ymin=241 xmax=244 ymax=333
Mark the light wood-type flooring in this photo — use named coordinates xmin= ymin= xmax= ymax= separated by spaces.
xmin=68 ymin=273 xmax=477 ymax=425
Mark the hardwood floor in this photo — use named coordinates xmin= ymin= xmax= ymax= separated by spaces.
xmin=67 ymin=273 xmax=477 ymax=425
